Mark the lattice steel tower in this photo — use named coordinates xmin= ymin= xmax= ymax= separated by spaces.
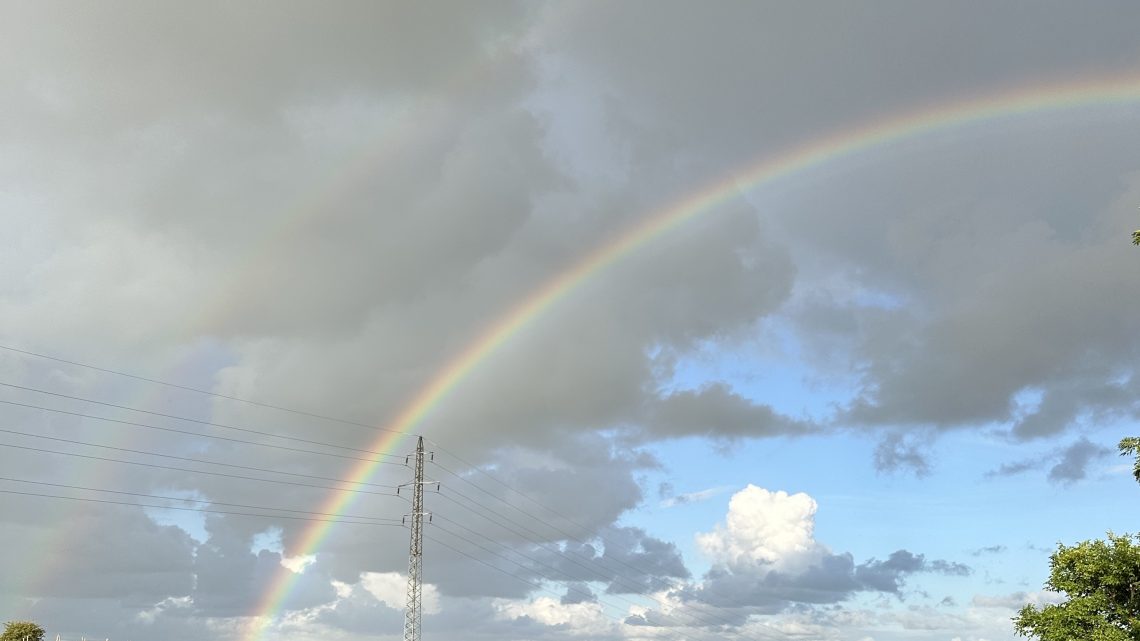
xmin=402 ymin=436 xmax=428 ymax=641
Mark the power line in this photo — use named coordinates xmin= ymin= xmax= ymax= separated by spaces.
xmin=1 ymin=355 xmax=638 ymax=585
xmin=425 ymin=527 xmax=737 ymax=641
xmin=433 ymin=490 xmax=608 ymax=580
xmin=429 ymin=523 xmax=609 ymax=608
xmin=427 ymin=454 xmax=758 ymax=626
xmin=0 ymin=487 xmax=408 ymax=526
xmin=424 ymin=532 xmax=574 ymax=604
xmin=0 ymin=343 xmax=756 ymax=630
xmin=0 ymin=427 xmax=399 ymax=489
xmin=0 ymin=381 xmax=406 ymax=460
xmin=0 ymin=476 xmax=403 ymax=522
xmin=0 ymin=344 xmax=407 ymax=436
xmin=0 ymin=397 xmax=404 ymax=466
xmin=429 ymin=516 xmax=694 ymax=626
xmin=429 ymin=490 xmax=747 ymax=633
xmin=420 ymin=457 xmax=757 ymax=632
xmin=0 ymin=442 xmax=399 ymax=498
xmin=1 ymin=346 xmax=659 ymax=583
xmin=430 ymin=453 xmax=608 ymax=544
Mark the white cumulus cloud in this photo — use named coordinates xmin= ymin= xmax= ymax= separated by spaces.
xmin=696 ymin=484 xmax=828 ymax=575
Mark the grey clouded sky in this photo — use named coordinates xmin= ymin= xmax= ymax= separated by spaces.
xmin=1 ymin=2 xmax=1139 ymax=641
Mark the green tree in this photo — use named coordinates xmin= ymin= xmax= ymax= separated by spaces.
xmin=1123 ymin=437 xmax=1140 ymax=484
xmin=1013 ymin=533 xmax=1140 ymax=640
xmin=0 ymin=621 xmax=45 ymax=641
xmin=1133 ymin=229 xmax=1139 ymax=246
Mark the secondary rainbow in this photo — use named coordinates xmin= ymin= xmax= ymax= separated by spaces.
xmin=243 ymin=73 xmax=1140 ymax=639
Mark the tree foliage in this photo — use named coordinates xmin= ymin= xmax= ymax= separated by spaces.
xmin=1013 ymin=533 xmax=1140 ymax=641
xmin=1133 ymin=229 xmax=1140 ymax=246
xmin=0 ymin=621 xmax=45 ymax=641
xmin=1123 ymin=437 xmax=1140 ymax=484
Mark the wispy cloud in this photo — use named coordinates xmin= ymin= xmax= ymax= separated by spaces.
xmin=659 ymin=486 xmax=732 ymax=508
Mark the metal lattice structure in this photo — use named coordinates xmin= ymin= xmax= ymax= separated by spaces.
xmin=403 ymin=436 xmax=426 ymax=641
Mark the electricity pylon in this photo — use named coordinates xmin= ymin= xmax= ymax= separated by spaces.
xmin=400 ymin=436 xmax=435 ymax=641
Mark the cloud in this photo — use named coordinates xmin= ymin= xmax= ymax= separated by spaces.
xmin=659 ymin=486 xmax=973 ymax=618
xmin=659 ymin=486 xmax=731 ymax=508
xmin=559 ymin=583 xmax=596 ymax=605
xmin=531 ymin=525 xmax=690 ymax=596
xmin=986 ymin=459 xmax=1042 ymax=478
xmin=985 ymin=437 xmax=1113 ymax=484
xmin=696 ymin=485 xmax=828 ymax=576
xmin=494 ymin=596 xmax=612 ymax=633
xmin=646 ymin=383 xmax=814 ymax=442
xmin=971 ymin=590 xmax=1065 ymax=609
xmin=4 ymin=3 xmax=1140 ymax=640
xmin=969 ymin=545 xmax=1007 ymax=557
xmin=873 ymin=433 xmax=932 ymax=477
xmin=1046 ymin=437 xmax=1111 ymax=484
xmin=360 ymin=572 xmax=440 ymax=615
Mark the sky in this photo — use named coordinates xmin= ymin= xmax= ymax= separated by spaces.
xmin=1 ymin=2 xmax=1139 ymax=640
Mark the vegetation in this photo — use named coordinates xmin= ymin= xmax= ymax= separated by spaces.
xmin=1014 ymin=534 xmax=1140 ymax=640
xmin=1012 ymin=438 xmax=1140 ymax=640
xmin=1123 ymin=437 xmax=1140 ymax=484
xmin=0 ymin=621 xmax=45 ymax=641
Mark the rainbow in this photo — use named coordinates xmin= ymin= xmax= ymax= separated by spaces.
xmin=243 ymin=74 xmax=1140 ymax=639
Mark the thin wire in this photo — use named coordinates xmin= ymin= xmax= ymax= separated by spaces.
xmin=431 ymin=491 xmax=744 ymax=632
xmin=0 ymin=488 xmax=408 ymax=526
xmin=431 ymin=475 xmax=671 ymax=597
xmin=426 ymin=527 xmax=730 ymax=641
xmin=434 ymin=491 xmax=607 ymax=580
xmin=0 ymin=442 xmax=398 ymax=497
xmin=430 ymin=515 xmax=722 ymax=630
xmin=0 ymin=344 xmax=755 ymax=628
xmin=428 ymin=455 xmax=757 ymax=625
xmin=0 ymin=397 xmax=404 ymax=466
xmin=0 ymin=382 xmax=405 ymax=460
xmin=0 ymin=427 xmax=398 ymax=489
xmin=430 ymin=522 xmax=617 ymax=611
xmin=0 ymin=476 xmax=403 ymax=522
xmin=432 ymin=511 xmax=597 ymax=586
xmin=425 ymin=531 xmax=562 ymax=600
xmin=0 ymin=344 xmax=407 ymax=436
xmin=430 ymin=453 xmax=597 ymax=541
